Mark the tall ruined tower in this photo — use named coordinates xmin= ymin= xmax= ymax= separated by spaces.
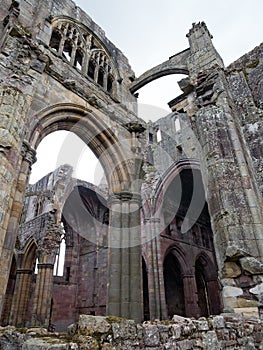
xmin=0 ymin=1 xmax=262 ymax=330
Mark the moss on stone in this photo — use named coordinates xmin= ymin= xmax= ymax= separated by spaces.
xmin=105 ymin=316 xmax=126 ymax=324
xmin=246 ymin=59 xmax=259 ymax=69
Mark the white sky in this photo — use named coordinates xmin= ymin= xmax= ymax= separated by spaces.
xmin=29 ymin=0 xmax=263 ymax=185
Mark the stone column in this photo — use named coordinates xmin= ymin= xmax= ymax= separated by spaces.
xmin=10 ymin=268 xmax=33 ymax=326
xmin=31 ymin=224 xmax=61 ymax=327
xmin=206 ymin=279 xmax=222 ymax=315
xmin=144 ymin=218 xmax=167 ymax=320
xmin=107 ymin=192 xmax=142 ymax=323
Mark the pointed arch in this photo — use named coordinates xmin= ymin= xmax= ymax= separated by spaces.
xmin=28 ymin=103 xmax=131 ymax=193
xmin=195 ymin=252 xmax=222 ymax=316
xmin=22 ymin=239 xmax=38 ymax=270
xmin=163 ymin=248 xmax=186 ymax=317
xmin=9 ymin=239 xmax=38 ymax=326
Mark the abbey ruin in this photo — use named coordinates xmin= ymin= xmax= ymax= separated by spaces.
xmin=0 ymin=0 xmax=263 ymax=336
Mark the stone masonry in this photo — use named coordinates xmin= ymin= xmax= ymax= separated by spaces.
xmin=0 ymin=314 xmax=263 ymax=349
xmin=0 ymin=0 xmax=262 ymax=335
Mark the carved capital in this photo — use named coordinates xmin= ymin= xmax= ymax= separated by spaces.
xmin=125 ymin=121 xmax=146 ymax=134
xmin=39 ymin=222 xmax=62 ymax=256
xmin=22 ymin=140 xmax=36 ymax=165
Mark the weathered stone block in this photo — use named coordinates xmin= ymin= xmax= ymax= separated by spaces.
xmin=143 ymin=324 xmax=160 ymax=347
xmin=222 ymin=262 xmax=242 ymax=278
xmin=240 ymin=257 xmax=263 ymax=275
xmin=78 ymin=315 xmax=111 ymax=336
xmin=222 ymin=286 xmax=243 ymax=298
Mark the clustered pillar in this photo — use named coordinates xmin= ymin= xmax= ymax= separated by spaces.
xmin=107 ymin=192 xmax=142 ymax=323
xmin=144 ymin=218 xmax=167 ymax=320
xmin=31 ymin=224 xmax=62 ymax=327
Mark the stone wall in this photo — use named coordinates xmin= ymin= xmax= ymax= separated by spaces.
xmin=0 ymin=314 xmax=262 ymax=349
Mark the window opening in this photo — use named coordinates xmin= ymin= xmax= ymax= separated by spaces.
xmin=175 ymin=118 xmax=181 ymax=132
xmin=98 ymin=68 xmax=104 ymax=87
xmin=88 ymin=60 xmax=95 ymax=79
xmin=157 ymin=129 xmax=162 ymax=142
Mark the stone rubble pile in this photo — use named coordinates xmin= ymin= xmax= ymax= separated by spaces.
xmin=0 ymin=314 xmax=262 ymax=349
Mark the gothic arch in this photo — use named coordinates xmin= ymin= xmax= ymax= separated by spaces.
xmin=28 ymin=103 xmax=131 ymax=193
xmin=152 ymin=159 xmax=200 ymax=219
xmin=163 ymin=247 xmax=187 ymax=317
xmin=195 ymin=252 xmax=222 ymax=316
xmin=9 ymin=239 xmax=38 ymax=326
xmin=21 ymin=239 xmax=38 ymax=270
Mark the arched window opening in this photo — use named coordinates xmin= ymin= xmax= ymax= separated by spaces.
xmin=62 ymin=39 xmax=73 ymax=62
xmin=157 ymin=129 xmax=162 ymax=142
xmin=34 ymin=257 xmax=39 ymax=274
xmin=49 ymin=29 xmax=61 ymax=52
xmin=164 ymin=252 xmax=185 ymax=318
xmin=29 ymin=130 xmax=105 ymax=188
xmin=53 ymin=229 xmax=66 ymax=277
xmin=74 ymin=49 xmax=83 ymax=70
xmin=88 ymin=60 xmax=96 ymax=79
xmin=174 ymin=117 xmax=181 ymax=132
xmin=107 ymin=74 xmax=114 ymax=93
xmin=97 ymin=68 xmax=104 ymax=87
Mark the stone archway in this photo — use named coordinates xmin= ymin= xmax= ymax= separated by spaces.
xmin=129 ymin=49 xmax=190 ymax=94
xmin=150 ymin=160 xmax=221 ymax=319
xmin=9 ymin=240 xmax=38 ymax=327
xmin=163 ymin=251 xmax=185 ymax=318
xmin=195 ymin=253 xmax=222 ymax=316
xmin=28 ymin=103 xmax=132 ymax=193
xmin=22 ymin=104 xmax=144 ymax=324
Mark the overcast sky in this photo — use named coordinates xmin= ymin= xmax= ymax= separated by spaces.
xmin=29 ymin=0 xmax=263 ymax=185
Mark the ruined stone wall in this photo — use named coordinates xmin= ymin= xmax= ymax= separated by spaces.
xmin=227 ymin=43 xmax=263 ymax=198
xmin=0 ymin=314 xmax=262 ymax=349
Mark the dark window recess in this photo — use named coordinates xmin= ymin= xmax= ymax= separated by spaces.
xmin=98 ymin=68 xmax=104 ymax=87
xmin=107 ymin=75 xmax=114 ymax=93
xmin=88 ymin=60 xmax=95 ymax=79
xmin=50 ymin=30 xmax=61 ymax=52
xmin=177 ymin=145 xmax=183 ymax=154
xmin=62 ymin=40 xmax=73 ymax=62
xmin=149 ymin=133 xmax=153 ymax=143
xmin=66 ymin=267 xmax=70 ymax=282
xmin=74 ymin=49 xmax=83 ymax=70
